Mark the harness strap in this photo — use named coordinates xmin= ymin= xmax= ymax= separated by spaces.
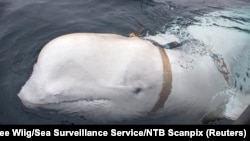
xmin=150 ymin=47 xmax=172 ymax=113
xmin=210 ymin=53 xmax=231 ymax=84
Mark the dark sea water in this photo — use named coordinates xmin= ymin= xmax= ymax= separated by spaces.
xmin=0 ymin=0 xmax=250 ymax=124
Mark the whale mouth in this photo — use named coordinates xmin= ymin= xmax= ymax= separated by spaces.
xmin=18 ymin=97 xmax=112 ymax=122
xmin=20 ymin=97 xmax=111 ymax=108
xmin=52 ymin=98 xmax=111 ymax=105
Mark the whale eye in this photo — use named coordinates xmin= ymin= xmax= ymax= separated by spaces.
xmin=133 ymin=87 xmax=142 ymax=94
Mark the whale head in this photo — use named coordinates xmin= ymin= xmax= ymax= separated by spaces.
xmin=18 ymin=33 xmax=166 ymax=122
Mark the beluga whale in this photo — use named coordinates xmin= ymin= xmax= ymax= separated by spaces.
xmin=17 ymin=31 xmax=250 ymax=124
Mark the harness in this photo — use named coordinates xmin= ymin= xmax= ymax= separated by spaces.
xmin=128 ymin=32 xmax=231 ymax=113
xmin=145 ymin=39 xmax=231 ymax=113
xmin=150 ymin=46 xmax=172 ymax=113
xmin=210 ymin=53 xmax=231 ymax=84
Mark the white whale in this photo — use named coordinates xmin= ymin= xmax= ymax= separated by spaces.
xmin=17 ymin=30 xmax=249 ymax=124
